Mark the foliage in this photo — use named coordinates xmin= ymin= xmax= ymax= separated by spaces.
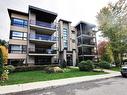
xmin=0 ymin=69 xmax=9 ymax=81
xmin=97 ymin=0 xmax=127 ymax=66
xmin=99 ymin=61 xmax=111 ymax=69
xmin=44 ymin=66 xmax=63 ymax=73
xmin=4 ymin=65 xmax=15 ymax=73
xmin=0 ymin=39 xmax=8 ymax=48
xmin=0 ymin=46 xmax=8 ymax=64
xmin=98 ymin=40 xmax=114 ymax=63
xmin=0 ymin=48 xmax=9 ymax=81
xmin=14 ymin=65 xmax=48 ymax=72
xmin=94 ymin=62 xmax=100 ymax=68
xmin=1 ymin=68 xmax=106 ymax=85
xmin=0 ymin=48 xmax=4 ymax=79
xmin=98 ymin=40 xmax=109 ymax=56
xmin=78 ymin=60 xmax=94 ymax=71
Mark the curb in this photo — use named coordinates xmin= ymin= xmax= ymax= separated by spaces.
xmin=0 ymin=73 xmax=121 ymax=95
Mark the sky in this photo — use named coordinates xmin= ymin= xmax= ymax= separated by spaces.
xmin=0 ymin=0 xmax=118 ymax=42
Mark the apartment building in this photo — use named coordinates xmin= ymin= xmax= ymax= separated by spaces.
xmin=8 ymin=6 xmax=97 ymax=66
xmin=75 ymin=21 xmax=97 ymax=62
xmin=8 ymin=6 xmax=58 ymax=65
xmin=58 ymin=19 xmax=77 ymax=66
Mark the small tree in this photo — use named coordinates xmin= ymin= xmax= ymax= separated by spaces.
xmin=0 ymin=48 xmax=4 ymax=80
xmin=97 ymin=0 xmax=127 ymax=66
xmin=0 ymin=46 xmax=8 ymax=64
xmin=98 ymin=41 xmax=114 ymax=63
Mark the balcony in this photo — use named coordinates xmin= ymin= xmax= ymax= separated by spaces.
xmin=77 ymin=42 xmax=96 ymax=47
xmin=29 ymin=34 xmax=57 ymax=46
xmin=78 ymin=52 xmax=96 ymax=55
xmin=77 ymin=31 xmax=96 ymax=38
xmin=29 ymin=48 xmax=57 ymax=56
xmin=29 ymin=20 xmax=56 ymax=34
xmin=78 ymin=52 xmax=96 ymax=57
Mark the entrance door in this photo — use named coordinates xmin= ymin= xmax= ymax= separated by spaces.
xmin=67 ymin=55 xmax=72 ymax=66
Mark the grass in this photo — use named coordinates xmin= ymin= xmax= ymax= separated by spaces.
xmin=110 ymin=67 xmax=121 ymax=71
xmin=0 ymin=68 xmax=106 ymax=86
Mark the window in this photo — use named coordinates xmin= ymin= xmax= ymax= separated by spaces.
xmin=63 ymin=28 xmax=68 ymax=48
xmin=10 ymin=31 xmax=27 ymax=40
xmin=11 ymin=18 xmax=28 ymax=28
xmin=9 ymin=45 xmax=27 ymax=54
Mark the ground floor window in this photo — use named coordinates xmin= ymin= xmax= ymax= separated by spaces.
xmin=9 ymin=44 xmax=27 ymax=54
xmin=35 ymin=56 xmax=51 ymax=65
xmin=8 ymin=59 xmax=25 ymax=66
xmin=67 ymin=55 xmax=73 ymax=66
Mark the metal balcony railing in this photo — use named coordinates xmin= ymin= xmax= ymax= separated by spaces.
xmin=29 ymin=48 xmax=57 ymax=54
xmin=78 ymin=52 xmax=96 ymax=55
xmin=30 ymin=20 xmax=56 ymax=29
xmin=78 ymin=42 xmax=95 ymax=46
xmin=30 ymin=34 xmax=57 ymax=41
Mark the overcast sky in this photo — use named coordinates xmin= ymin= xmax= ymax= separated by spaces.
xmin=0 ymin=0 xmax=118 ymax=41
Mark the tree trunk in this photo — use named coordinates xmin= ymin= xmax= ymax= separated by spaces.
xmin=113 ymin=52 xmax=120 ymax=67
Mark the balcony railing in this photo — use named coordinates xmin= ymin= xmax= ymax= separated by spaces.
xmin=77 ymin=31 xmax=95 ymax=37
xmin=30 ymin=34 xmax=57 ymax=41
xmin=29 ymin=48 xmax=57 ymax=54
xmin=78 ymin=52 xmax=96 ymax=55
xmin=30 ymin=20 xmax=56 ymax=29
xmin=78 ymin=41 xmax=95 ymax=46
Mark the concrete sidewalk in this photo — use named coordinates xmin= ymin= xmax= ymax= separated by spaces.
xmin=0 ymin=70 xmax=120 ymax=94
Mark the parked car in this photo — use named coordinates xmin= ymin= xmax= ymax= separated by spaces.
xmin=121 ymin=66 xmax=127 ymax=77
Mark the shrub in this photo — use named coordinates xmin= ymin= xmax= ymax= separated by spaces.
xmin=99 ymin=61 xmax=111 ymax=69
xmin=44 ymin=66 xmax=63 ymax=73
xmin=0 ymin=48 xmax=4 ymax=80
xmin=94 ymin=62 xmax=100 ymax=68
xmin=14 ymin=65 xmax=48 ymax=72
xmin=0 ymin=70 xmax=9 ymax=81
xmin=4 ymin=65 xmax=15 ymax=73
xmin=0 ymin=46 xmax=8 ymax=64
xmin=78 ymin=60 xmax=94 ymax=71
xmin=60 ymin=60 xmax=67 ymax=68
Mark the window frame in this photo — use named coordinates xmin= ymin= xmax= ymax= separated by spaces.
xmin=9 ymin=44 xmax=27 ymax=54
xmin=11 ymin=18 xmax=28 ymax=28
xmin=63 ymin=28 xmax=68 ymax=48
xmin=10 ymin=31 xmax=27 ymax=40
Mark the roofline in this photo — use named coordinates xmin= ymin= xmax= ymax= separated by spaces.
xmin=58 ymin=19 xmax=72 ymax=23
xmin=8 ymin=8 xmax=28 ymax=18
xmin=29 ymin=5 xmax=57 ymax=16
xmin=75 ymin=21 xmax=96 ymax=28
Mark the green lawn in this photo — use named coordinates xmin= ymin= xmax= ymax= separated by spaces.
xmin=110 ymin=67 xmax=121 ymax=71
xmin=0 ymin=68 xmax=106 ymax=85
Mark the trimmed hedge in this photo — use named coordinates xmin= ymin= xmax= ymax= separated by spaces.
xmin=78 ymin=60 xmax=94 ymax=71
xmin=99 ymin=61 xmax=111 ymax=69
xmin=14 ymin=65 xmax=58 ymax=72
xmin=4 ymin=65 xmax=15 ymax=73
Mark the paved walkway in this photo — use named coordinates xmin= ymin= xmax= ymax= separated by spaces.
xmin=0 ymin=70 xmax=120 ymax=94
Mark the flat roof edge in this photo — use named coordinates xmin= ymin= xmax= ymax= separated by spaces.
xmin=75 ymin=21 xmax=96 ymax=28
xmin=8 ymin=8 xmax=28 ymax=15
xmin=58 ymin=19 xmax=72 ymax=23
xmin=29 ymin=5 xmax=57 ymax=16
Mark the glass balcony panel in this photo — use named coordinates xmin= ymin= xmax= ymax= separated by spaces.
xmin=30 ymin=20 xmax=56 ymax=29
xmin=29 ymin=48 xmax=57 ymax=54
xmin=30 ymin=34 xmax=57 ymax=41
